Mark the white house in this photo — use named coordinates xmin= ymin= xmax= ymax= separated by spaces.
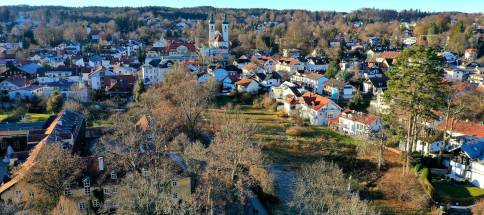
xmin=37 ymin=67 xmax=81 ymax=84
xmin=141 ymin=61 xmax=173 ymax=86
xmin=88 ymin=68 xmax=115 ymax=90
xmin=290 ymin=72 xmax=328 ymax=95
xmin=448 ymin=137 xmax=484 ymax=188
xmin=444 ymin=68 xmax=466 ymax=82
xmin=275 ymin=58 xmax=304 ymax=74
xmin=298 ymin=92 xmax=342 ymax=126
xmin=336 ymin=109 xmax=382 ymax=136
xmin=234 ymin=78 xmax=261 ymax=94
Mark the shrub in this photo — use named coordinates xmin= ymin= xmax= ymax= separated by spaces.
xmin=286 ymin=126 xmax=306 ymax=137
xmin=413 ymin=163 xmax=423 ymax=173
xmin=240 ymin=92 xmax=253 ymax=104
xmin=419 ymin=168 xmax=434 ymax=197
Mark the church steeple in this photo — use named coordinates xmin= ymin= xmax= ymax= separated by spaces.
xmin=222 ymin=14 xmax=229 ymax=43
xmin=209 ymin=13 xmax=215 ymax=24
xmin=208 ymin=14 xmax=216 ymax=45
xmin=223 ymin=13 xmax=228 ymax=24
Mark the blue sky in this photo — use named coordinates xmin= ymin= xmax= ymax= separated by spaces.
xmin=1 ymin=0 xmax=483 ymax=13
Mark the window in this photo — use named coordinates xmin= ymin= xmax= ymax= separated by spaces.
xmin=93 ymin=199 xmax=100 ymax=208
xmin=29 ymin=191 xmax=34 ymax=198
xmin=172 ymin=192 xmax=179 ymax=199
xmin=64 ymin=183 xmax=71 ymax=196
xmin=171 ymin=180 xmax=177 ymax=187
xmin=79 ymin=202 xmax=85 ymax=210
xmin=103 ymin=188 xmax=110 ymax=195
xmin=83 ymin=178 xmax=90 ymax=187
xmin=15 ymin=190 xmax=21 ymax=198
xmin=112 ymin=187 xmax=118 ymax=194
xmin=84 ymin=186 xmax=91 ymax=195
xmin=111 ymin=171 xmax=117 ymax=180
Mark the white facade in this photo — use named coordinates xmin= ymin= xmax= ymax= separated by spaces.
xmin=141 ymin=64 xmax=171 ymax=85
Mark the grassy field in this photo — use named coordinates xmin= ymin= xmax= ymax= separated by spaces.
xmin=21 ymin=113 xmax=52 ymax=123
xmin=433 ymin=180 xmax=484 ymax=204
xmin=0 ymin=113 xmax=51 ymax=123
xmin=207 ymin=104 xmax=357 ymax=165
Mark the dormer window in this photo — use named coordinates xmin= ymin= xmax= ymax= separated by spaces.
xmin=111 ymin=171 xmax=117 ymax=180
xmin=64 ymin=183 xmax=71 ymax=196
xmin=83 ymin=179 xmax=90 ymax=187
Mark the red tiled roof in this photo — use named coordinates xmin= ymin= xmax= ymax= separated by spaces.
xmin=438 ymin=119 xmax=484 ymax=138
xmin=278 ymin=57 xmax=299 ymax=66
xmin=302 ymin=92 xmax=333 ymax=111
xmin=167 ymin=40 xmax=197 ymax=52
xmin=380 ymin=51 xmax=401 ymax=59
xmin=340 ymin=109 xmax=379 ymax=125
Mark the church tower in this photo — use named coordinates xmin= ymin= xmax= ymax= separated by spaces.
xmin=222 ymin=14 xmax=229 ymax=43
xmin=208 ymin=14 xmax=215 ymax=47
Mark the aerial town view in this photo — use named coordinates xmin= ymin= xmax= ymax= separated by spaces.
xmin=0 ymin=0 xmax=482 ymax=214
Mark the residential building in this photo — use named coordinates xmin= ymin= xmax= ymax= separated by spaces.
xmin=298 ymin=92 xmax=342 ymax=126
xmin=335 ymin=109 xmax=382 ymax=136
xmin=323 ymin=79 xmax=353 ymax=101
xmin=290 ymin=72 xmax=328 ymax=95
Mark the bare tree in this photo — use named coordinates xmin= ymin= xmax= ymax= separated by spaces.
xmin=23 ymin=144 xmax=85 ymax=210
xmin=50 ymin=196 xmax=83 ymax=215
xmin=291 ymin=159 xmax=377 ymax=215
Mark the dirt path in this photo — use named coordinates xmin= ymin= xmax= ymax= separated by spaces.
xmin=370 ymin=149 xmax=428 ymax=215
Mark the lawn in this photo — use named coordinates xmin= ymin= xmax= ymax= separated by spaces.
xmin=433 ymin=180 xmax=484 ymax=204
xmin=0 ymin=113 xmax=8 ymax=122
xmin=207 ymin=96 xmax=358 ymax=165
xmin=21 ymin=113 xmax=52 ymax=123
xmin=0 ymin=112 xmax=51 ymax=123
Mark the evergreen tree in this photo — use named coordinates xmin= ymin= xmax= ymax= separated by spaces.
xmin=46 ymin=91 xmax=65 ymax=113
xmin=385 ymin=45 xmax=447 ymax=172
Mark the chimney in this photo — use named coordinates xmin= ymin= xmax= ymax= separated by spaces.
xmin=98 ymin=157 xmax=105 ymax=172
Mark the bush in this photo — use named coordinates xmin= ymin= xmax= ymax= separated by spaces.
xmin=240 ymin=93 xmax=254 ymax=104
xmin=419 ymin=168 xmax=434 ymax=197
xmin=286 ymin=126 xmax=306 ymax=137
xmin=413 ymin=163 xmax=423 ymax=173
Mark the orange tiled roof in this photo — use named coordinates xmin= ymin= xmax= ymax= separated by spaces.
xmin=302 ymin=92 xmax=333 ymax=111
xmin=438 ymin=119 xmax=484 ymax=138
xmin=243 ymin=63 xmax=257 ymax=71
xmin=279 ymin=57 xmax=299 ymax=66
xmin=340 ymin=109 xmax=379 ymax=125
xmin=234 ymin=78 xmax=252 ymax=87
xmin=380 ymin=51 xmax=401 ymax=59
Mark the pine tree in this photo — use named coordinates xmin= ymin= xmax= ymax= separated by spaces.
xmin=385 ymin=45 xmax=447 ymax=172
